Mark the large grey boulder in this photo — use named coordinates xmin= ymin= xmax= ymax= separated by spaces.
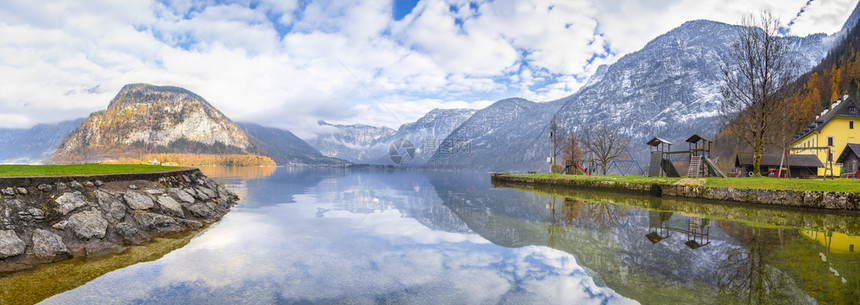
xmin=194 ymin=186 xmax=214 ymax=201
xmin=157 ymin=195 xmax=184 ymax=218
xmin=68 ymin=210 xmax=109 ymax=239
xmin=55 ymin=191 xmax=87 ymax=215
xmin=187 ymin=203 xmax=215 ymax=218
xmin=133 ymin=211 xmax=181 ymax=233
xmin=168 ymin=188 xmax=196 ymax=205
xmin=0 ymin=230 xmax=26 ymax=258
xmin=115 ymin=222 xmax=148 ymax=244
xmin=123 ymin=191 xmax=155 ymax=210
xmin=1 ymin=187 xmax=16 ymax=196
xmin=95 ymin=190 xmax=126 ymax=221
xmin=32 ymin=229 xmax=69 ymax=258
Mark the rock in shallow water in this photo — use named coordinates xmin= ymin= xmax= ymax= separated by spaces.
xmin=32 ymin=229 xmax=69 ymax=258
xmin=115 ymin=222 xmax=148 ymax=244
xmin=133 ymin=211 xmax=181 ymax=233
xmin=0 ymin=229 xmax=26 ymax=258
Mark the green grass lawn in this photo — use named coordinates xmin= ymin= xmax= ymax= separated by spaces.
xmin=504 ymin=173 xmax=860 ymax=193
xmin=508 ymin=174 xmax=683 ymax=185
xmin=0 ymin=164 xmax=182 ymax=177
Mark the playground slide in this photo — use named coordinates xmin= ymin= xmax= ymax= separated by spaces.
xmin=661 ymin=159 xmax=681 ymax=177
xmin=702 ymin=157 xmax=727 ymax=178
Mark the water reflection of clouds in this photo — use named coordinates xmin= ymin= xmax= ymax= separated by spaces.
xmin=43 ymin=180 xmax=635 ymax=305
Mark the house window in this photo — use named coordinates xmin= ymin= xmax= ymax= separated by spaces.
xmin=851 ymin=137 xmax=857 ymax=144
xmin=828 ymin=137 xmax=834 ymax=146
xmin=850 ymin=106 xmax=857 ymax=114
xmin=852 ymin=121 xmax=855 ymax=129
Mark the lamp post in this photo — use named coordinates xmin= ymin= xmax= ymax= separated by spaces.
xmin=549 ymin=131 xmax=556 ymax=172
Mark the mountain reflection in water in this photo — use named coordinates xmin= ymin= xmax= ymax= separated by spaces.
xmin=25 ymin=168 xmax=858 ymax=304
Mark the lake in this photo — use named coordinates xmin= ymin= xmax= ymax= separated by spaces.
xmin=2 ymin=167 xmax=858 ymax=304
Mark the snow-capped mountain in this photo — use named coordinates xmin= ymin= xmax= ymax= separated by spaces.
xmin=426 ymin=98 xmax=563 ymax=171
xmin=309 ymin=121 xmax=396 ymax=161
xmin=551 ymin=20 xmax=829 ymax=159
xmin=427 ymin=20 xmax=831 ymax=171
xmin=360 ymin=108 xmax=476 ymax=166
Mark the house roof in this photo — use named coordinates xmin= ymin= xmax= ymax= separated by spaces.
xmin=835 ymin=143 xmax=860 ymax=163
xmin=646 ymin=137 xmax=672 ymax=146
xmin=735 ymin=153 xmax=824 ymax=168
xmin=685 ymin=134 xmax=712 ymax=143
xmin=792 ymin=96 xmax=860 ymax=143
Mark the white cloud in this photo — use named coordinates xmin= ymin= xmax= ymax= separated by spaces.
xmin=0 ymin=0 xmax=857 ymax=136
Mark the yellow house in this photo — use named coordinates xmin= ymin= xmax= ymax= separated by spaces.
xmin=790 ymin=96 xmax=860 ymax=176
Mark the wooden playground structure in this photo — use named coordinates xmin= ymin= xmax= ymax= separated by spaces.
xmin=647 ymin=134 xmax=727 ymax=178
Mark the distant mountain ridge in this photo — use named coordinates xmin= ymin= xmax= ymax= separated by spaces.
xmin=0 ymin=118 xmax=84 ymax=163
xmin=316 ymin=17 xmax=839 ymax=172
xmin=237 ymin=122 xmax=348 ymax=166
xmin=426 ymin=98 xmax=563 ymax=171
xmin=359 ymin=108 xmax=476 ymax=166
xmin=309 ymin=121 xmax=396 ymax=161
xmin=50 ymin=83 xmax=343 ymax=166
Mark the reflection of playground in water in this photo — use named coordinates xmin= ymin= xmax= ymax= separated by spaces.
xmin=647 ymin=211 xmax=711 ymax=249
xmin=433 ymin=171 xmax=860 ymax=304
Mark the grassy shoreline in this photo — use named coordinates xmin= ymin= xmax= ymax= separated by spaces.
xmin=0 ymin=164 xmax=182 ymax=177
xmin=501 ymin=173 xmax=860 ymax=193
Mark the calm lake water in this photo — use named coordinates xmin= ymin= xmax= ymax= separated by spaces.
xmin=2 ymin=167 xmax=858 ymax=304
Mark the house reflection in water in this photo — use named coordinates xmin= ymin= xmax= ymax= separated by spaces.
xmin=646 ymin=210 xmax=711 ymax=249
xmin=799 ymin=230 xmax=858 ymax=255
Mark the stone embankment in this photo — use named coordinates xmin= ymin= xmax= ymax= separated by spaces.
xmin=491 ymin=174 xmax=860 ymax=211
xmin=0 ymin=168 xmax=238 ymax=272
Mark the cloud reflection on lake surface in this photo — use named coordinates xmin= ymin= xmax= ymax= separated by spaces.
xmin=41 ymin=168 xmax=635 ymax=305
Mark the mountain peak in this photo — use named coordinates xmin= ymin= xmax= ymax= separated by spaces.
xmin=53 ymin=84 xmax=253 ymax=162
xmin=842 ymin=1 xmax=860 ymax=33
xmin=107 ymin=83 xmax=208 ymax=110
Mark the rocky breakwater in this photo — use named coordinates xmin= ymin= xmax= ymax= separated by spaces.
xmin=0 ymin=168 xmax=238 ymax=272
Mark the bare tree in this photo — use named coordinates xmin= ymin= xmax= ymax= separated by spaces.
xmin=720 ymin=11 xmax=797 ymax=176
xmin=548 ymin=115 xmax=565 ymax=166
xmin=581 ymin=126 xmax=626 ymax=175
xmin=563 ymin=130 xmax=583 ymax=168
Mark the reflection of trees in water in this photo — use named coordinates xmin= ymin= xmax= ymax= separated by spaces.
xmin=548 ymin=197 xmax=634 ymax=248
xmin=715 ymin=226 xmax=804 ymax=304
xmin=435 ymin=173 xmax=859 ymax=304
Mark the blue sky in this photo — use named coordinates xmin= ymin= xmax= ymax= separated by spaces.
xmin=0 ymin=0 xmax=857 ymax=138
